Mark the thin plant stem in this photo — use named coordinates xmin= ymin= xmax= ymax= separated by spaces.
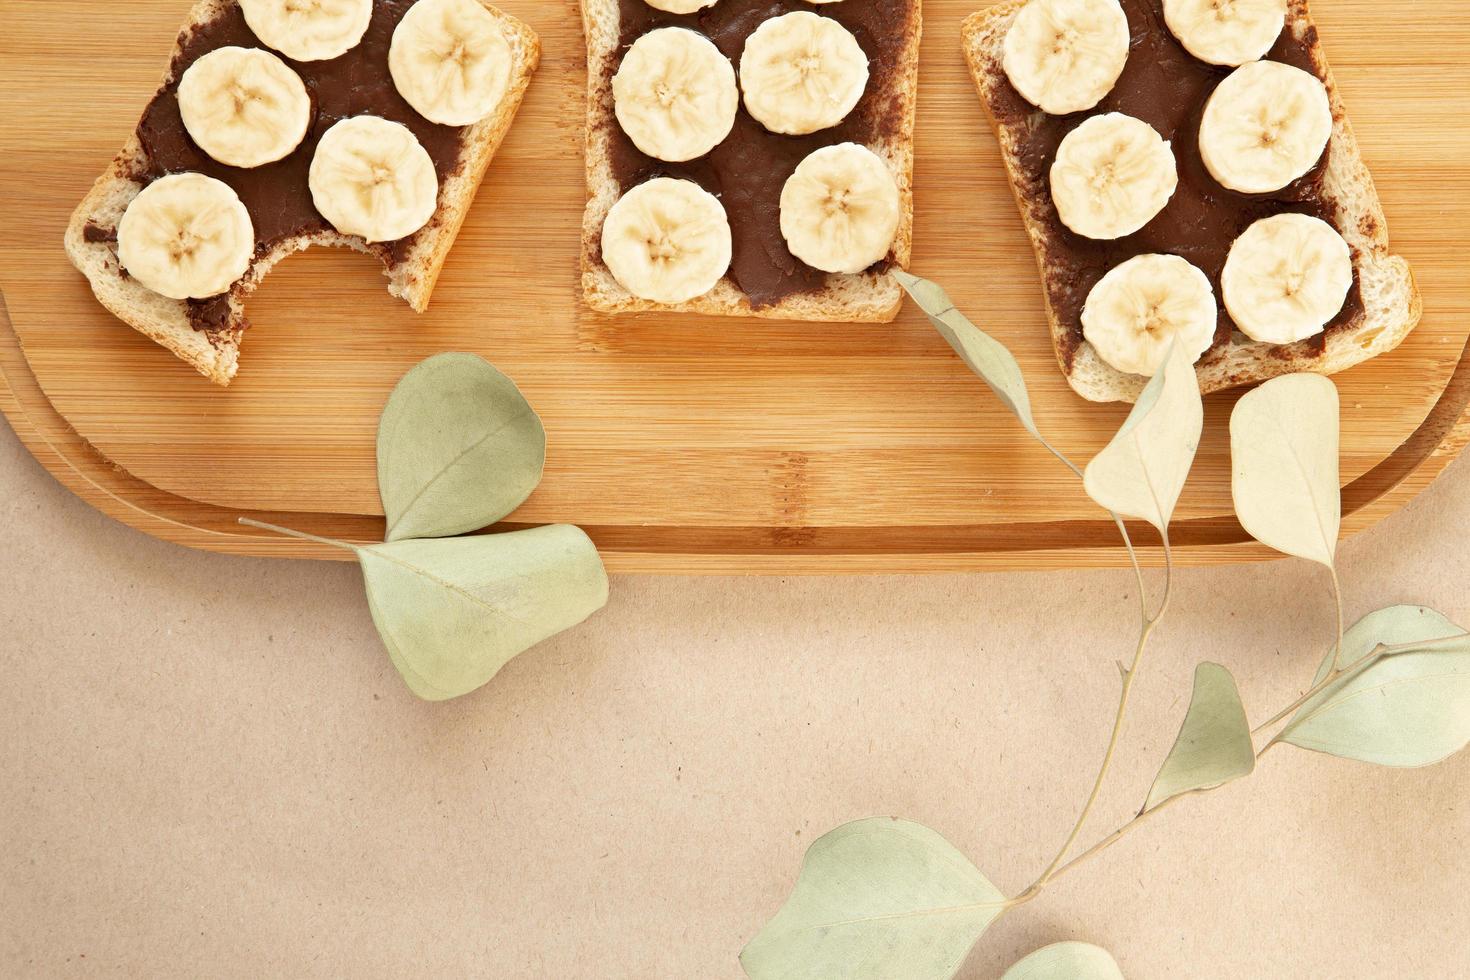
xmin=238 ymin=517 xmax=356 ymax=553
xmin=1042 ymin=446 xmax=1150 ymax=635
xmin=1020 ymin=528 xmax=1173 ymax=899
xmin=1329 ymin=566 xmax=1346 ymax=671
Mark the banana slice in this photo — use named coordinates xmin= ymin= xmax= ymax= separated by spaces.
xmin=642 ymin=0 xmax=718 ymax=11
xmin=116 ymin=173 xmax=255 ymax=301
xmin=239 ymin=0 xmax=372 ymax=63
xmin=613 ymin=28 xmax=738 ymax=163
xmin=308 ymin=116 xmax=439 ymax=243
xmin=602 ymin=178 xmax=732 ymax=304
xmin=1050 ymin=113 xmax=1178 ymax=241
xmin=1003 ymin=0 xmax=1130 ymax=115
xmin=1163 ymin=0 xmax=1288 ymax=66
xmin=1199 ymin=60 xmax=1332 ymax=194
xmin=1082 ymin=254 xmax=1218 ymax=377
xmin=779 ymin=143 xmax=900 ymax=275
xmin=739 ymin=11 xmax=869 ymax=136
xmin=389 ymin=0 xmax=513 ymax=127
xmin=1222 ymin=213 xmax=1352 ymax=344
xmin=177 ymin=47 xmax=311 ymax=169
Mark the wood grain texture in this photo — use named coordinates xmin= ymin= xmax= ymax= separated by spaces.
xmin=1 ymin=0 xmax=1468 ymax=572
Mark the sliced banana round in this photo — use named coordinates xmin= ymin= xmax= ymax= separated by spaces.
xmin=780 ymin=143 xmax=900 ymax=275
xmin=390 ymin=0 xmax=513 ymax=127
xmin=239 ymin=0 xmax=373 ymax=63
xmin=176 ymin=47 xmax=311 ymax=169
xmin=739 ymin=11 xmax=870 ymax=136
xmin=642 ymin=0 xmax=718 ymax=11
xmin=309 ymin=116 xmax=439 ymax=243
xmin=1003 ymin=0 xmax=1130 ymax=116
xmin=1082 ymin=254 xmax=1217 ymax=377
xmin=117 ymin=173 xmax=255 ymax=301
xmin=1199 ymin=60 xmax=1332 ymax=194
xmin=602 ymin=178 xmax=732 ymax=304
xmin=1222 ymin=213 xmax=1352 ymax=344
xmin=1163 ymin=0 xmax=1288 ymax=66
xmin=1050 ymin=113 xmax=1178 ymax=241
xmin=613 ymin=28 xmax=738 ymax=163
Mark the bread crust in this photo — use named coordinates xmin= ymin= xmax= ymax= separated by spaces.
xmin=63 ymin=0 xmax=541 ymax=386
xmin=578 ymin=0 xmax=921 ymax=323
xmin=962 ymin=0 xmax=1422 ymax=403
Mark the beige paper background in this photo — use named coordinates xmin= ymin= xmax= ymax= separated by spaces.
xmin=2 ymin=417 xmax=1467 ymax=978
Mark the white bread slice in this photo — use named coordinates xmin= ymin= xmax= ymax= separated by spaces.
xmin=962 ymin=0 xmax=1422 ymax=403
xmin=578 ymin=0 xmax=921 ymax=323
xmin=63 ymin=0 xmax=540 ymax=387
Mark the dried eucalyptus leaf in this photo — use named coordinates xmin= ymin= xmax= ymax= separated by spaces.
xmin=1144 ymin=663 xmax=1254 ymax=810
xmin=1000 ymin=942 xmax=1125 ymax=980
xmin=1281 ymin=606 xmax=1470 ymax=766
xmin=1229 ymin=374 xmax=1340 ymax=567
xmin=741 ymin=818 xmax=1005 ymax=980
xmin=378 ymin=352 xmax=546 ymax=542
xmin=895 ymin=270 xmax=1041 ymax=441
xmin=1083 ymin=340 xmax=1202 ymax=532
xmin=359 ymin=525 xmax=608 ymax=702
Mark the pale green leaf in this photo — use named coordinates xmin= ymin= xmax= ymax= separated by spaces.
xmin=359 ymin=525 xmax=608 ymax=702
xmin=1144 ymin=663 xmax=1254 ymax=810
xmin=1001 ymin=942 xmax=1124 ymax=980
xmin=741 ymin=818 xmax=1005 ymax=980
xmin=1083 ymin=340 xmax=1202 ymax=533
xmin=1280 ymin=606 xmax=1470 ymax=766
xmin=1229 ymin=374 xmax=1340 ymax=567
xmin=895 ymin=270 xmax=1041 ymax=441
xmin=378 ymin=352 xmax=546 ymax=542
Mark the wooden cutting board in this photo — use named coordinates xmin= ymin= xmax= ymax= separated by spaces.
xmin=1 ymin=0 xmax=1468 ymax=572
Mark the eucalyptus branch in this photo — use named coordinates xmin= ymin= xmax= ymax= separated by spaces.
xmin=743 ymin=291 xmax=1470 ymax=980
xmin=1018 ymin=530 xmax=1173 ymax=901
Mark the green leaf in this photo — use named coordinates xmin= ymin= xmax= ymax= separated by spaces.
xmin=1144 ymin=663 xmax=1254 ymax=810
xmin=1229 ymin=373 xmax=1340 ymax=567
xmin=378 ymin=352 xmax=546 ymax=542
xmin=1083 ymin=340 xmax=1202 ymax=533
xmin=1279 ymin=606 xmax=1470 ymax=766
xmin=895 ymin=270 xmax=1041 ymax=442
xmin=359 ymin=525 xmax=608 ymax=701
xmin=1000 ymin=942 xmax=1124 ymax=980
xmin=741 ymin=818 xmax=1006 ymax=980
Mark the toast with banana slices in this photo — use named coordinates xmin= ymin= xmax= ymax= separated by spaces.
xmin=963 ymin=0 xmax=1421 ymax=403
xmin=579 ymin=0 xmax=921 ymax=323
xmin=65 ymin=0 xmax=540 ymax=386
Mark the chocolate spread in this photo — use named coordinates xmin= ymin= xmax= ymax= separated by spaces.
xmin=987 ymin=0 xmax=1363 ymax=365
xmin=120 ymin=1 xmax=470 ymax=331
xmin=605 ymin=0 xmax=914 ymax=308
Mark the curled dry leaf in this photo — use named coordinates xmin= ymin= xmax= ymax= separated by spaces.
xmin=741 ymin=818 xmax=1006 ymax=980
xmin=1229 ymin=373 xmax=1341 ymax=567
xmin=1083 ymin=340 xmax=1203 ymax=533
xmin=1001 ymin=941 xmax=1125 ymax=980
xmin=377 ymin=352 xmax=546 ymax=542
xmin=1145 ymin=662 xmax=1254 ymax=810
xmin=1281 ymin=606 xmax=1470 ymax=766
xmin=896 ymin=270 xmax=1043 ymax=443
xmin=360 ymin=525 xmax=609 ymax=702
